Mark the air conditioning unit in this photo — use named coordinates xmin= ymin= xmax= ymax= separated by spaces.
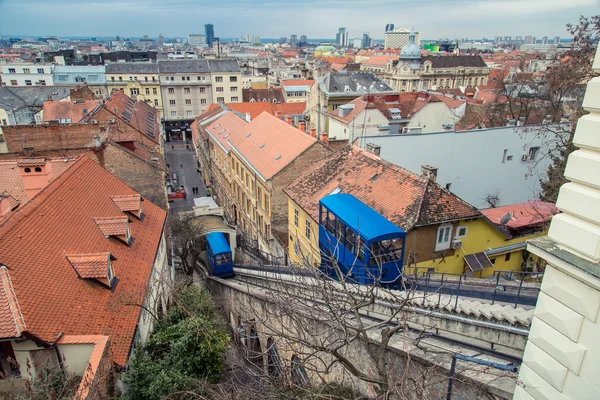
xmin=521 ymin=154 xmax=529 ymax=161
xmin=451 ymin=239 xmax=462 ymax=249
xmin=90 ymin=119 xmax=98 ymax=124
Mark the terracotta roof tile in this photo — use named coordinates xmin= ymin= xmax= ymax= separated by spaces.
xmin=16 ymin=158 xmax=47 ymax=167
xmin=103 ymin=90 xmax=161 ymax=144
xmin=93 ymin=216 xmax=129 ymax=236
xmin=111 ymin=194 xmax=142 ymax=214
xmin=285 ymin=146 xmax=480 ymax=231
xmin=65 ymin=253 xmax=110 ymax=279
xmin=208 ymin=102 xmax=307 ymax=121
xmin=0 ymin=156 xmax=166 ymax=365
xmin=281 ymin=79 xmax=315 ymax=88
xmin=0 ymin=267 xmax=26 ymax=339
xmin=42 ymin=100 xmax=100 ymax=123
xmin=481 ymin=201 xmax=558 ymax=229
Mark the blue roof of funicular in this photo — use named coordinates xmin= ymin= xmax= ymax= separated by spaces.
xmin=206 ymin=232 xmax=231 ymax=256
xmin=320 ymin=194 xmax=405 ymax=242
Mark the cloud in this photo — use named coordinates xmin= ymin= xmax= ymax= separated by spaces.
xmin=0 ymin=0 xmax=597 ymax=38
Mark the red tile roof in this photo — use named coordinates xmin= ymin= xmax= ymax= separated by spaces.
xmin=481 ymin=201 xmax=558 ymax=229
xmin=362 ymin=55 xmax=397 ymax=67
xmin=0 ymin=266 xmax=26 ymax=339
xmin=284 ymin=146 xmax=481 ymax=231
xmin=200 ymin=110 xmax=321 ymax=180
xmin=281 ymin=79 xmax=315 ymax=88
xmin=101 ymin=90 xmax=161 ymax=145
xmin=93 ymin=216 xmax=129 ymax=236
xmin=42 ymin=100 xmax=100 ymax=123
xmin=111 ymin=194 xmax=142 ymax=214
xmin=0 ymin=156 xmax=166 ymax=366
xmin=206 ymin=102 xmax=307 ymax=121
xmin=65 ymin=253 xmax=111 ymax=279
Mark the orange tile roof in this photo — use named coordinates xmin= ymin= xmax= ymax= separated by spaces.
xmin=42 ymin=100 xmax=100 ymax=123
xmin=0 ymin=266 xmax=26 ymax=339
xmin=281 ymin=79 xmax=315 ymax=87
xmin=285 ymin=146 xmax=480 ymax=231
xmin=0 ymin=156 xmax=166 ymax=366
xmin=362 ymin=55 xmax=397 ymax=67
xmin=0 ymin=157 xmax=78 ymax=206
xmin=481 ymin=201 xmax=557 ymax=229
xmin=201 ymin=110 xmax=320 ymax=180
xmin=93 ymin=216 xmax=129 ymax=236
xmin=65 ymin=253 xmax=111 ymax=279
xmin=206 ymin=102 xmax=307 ymax=121
xmin=111 ymin=194 xmax=142 ymax=214
xmin=102 ymin=90 xmax=161 ymax=144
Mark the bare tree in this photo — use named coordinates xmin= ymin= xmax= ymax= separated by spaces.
xmin=170 ymin=215 xmax=207 ymax=276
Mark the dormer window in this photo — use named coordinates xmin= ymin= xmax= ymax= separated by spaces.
xmin=110 ymin=194 xmax=143 ymax=219
xmin=66 ymin=253 xmax=116 ymax=288
xmin=93 ymin=216 xmax=132 ymax=245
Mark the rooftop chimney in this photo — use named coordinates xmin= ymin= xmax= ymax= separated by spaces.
xmin=93 ymin=135 xmax=102 ymax=148
xmin=365 ymin=143 xmax=381 ymax=156
xmin=245 ymin=112 xmax=251 ymax=122
xmin=285 ymin=116 xmax=293 ymax=125
xmin=310 ymin=128 xmax=317 ymax=138
xmin=321 ymin=132 xmax=329 ymax=145
xmin=421 ymin=165 xmax=438 ymax=182
xmin=18 ymin=158 xmax=53 ymax=199
xmin=275 ymin=111 xmax=282 ymax=119
xmin=298 ymin=122 xmax=306 ymax=132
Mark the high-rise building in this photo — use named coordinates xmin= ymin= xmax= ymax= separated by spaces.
xmin=385 ymin=23 xmax=395 ymax=33
xmin=541 ymin=36 xmax=548 ymax=44
xmin=280 ymin=37 xmax=288 ymax=44
xmin=524 ymin=35 xmax=534 ymax=44
xmin=337 ymin=27 xmax=348 ymax=47
xmin=290 ymin=34 xmax=298 ymax=47
xmin=188 ymin=33 xmax=206 ymax=48
xmin=554 ymin=36 xmax=560 ymax=44
xmin=300 ymin=35 xmax=307 ymax=45
xmin=205 ymin=24 xmax=215 ymax=47
xmin=362 ymin=33 xmax=371 ymax=49
xmin=384 ymin=28 xmax=421 ymax=50
xmin=158 ymin=33 xmax=164 ymax=46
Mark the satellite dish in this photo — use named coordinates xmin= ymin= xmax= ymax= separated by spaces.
xmin=499 ymin=213 xmax=512 ymax=226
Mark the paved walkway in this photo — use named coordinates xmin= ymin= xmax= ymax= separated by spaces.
xmin=165 ymin=143 xmax=207 ymax=213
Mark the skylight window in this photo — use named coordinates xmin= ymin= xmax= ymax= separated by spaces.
xmin=224 ymin=133 xmax=230 ymax=139
xmin=370 ymin=173 xmax=381 ymax=182
xmin=275 ymin=155 xmax=282 ymax=160
xmin=330 ymin=187 xmax=342 ymax=195
xmin=259 ymin=144 xmax=265 ymax=149
xmin=219 ymin=129 xmax=226 ymax=135
xmin=213 ymin=124 xmax=220 ymax=129
xmin=246 ymin=133 xmax=252 ymax=137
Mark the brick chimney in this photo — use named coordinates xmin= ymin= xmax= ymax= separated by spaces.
xmin=285 ymin=116 xmax=293 ymax=125
xmin=321 ymin=132 xmax=329 ymax=145
xmin=298 ymin=122 xmax=306 ymax=132
xmin=421 ymin=165 xmax=437 ymax=181
xmin=275 ymin=111 xmax=282 ymax=119
xmin=310 ymin=128 xmax=317 ymax=137
xmin=18 ymin=158 xmax=53 ymax=199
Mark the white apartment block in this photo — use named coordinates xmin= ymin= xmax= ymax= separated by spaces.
xmin=0 ymin=63 xmax=54 ymax=86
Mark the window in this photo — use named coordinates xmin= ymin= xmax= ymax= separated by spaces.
xmin=170 ymin=111 xmax=177 ymax=117
xmin=217 ymin=97 xmax=224 ymax=102
xmin=152 ymin=76 xmax=156 ymax=82
xmin=528 ymin=146 xmax=539 ymax=161
xmin=505 ymin=253 xmax=511 ymax=262
xmin=199 ymin=87 xmax=206 ymax=93
xmin=38 ymin=80 xmax=46 ymax=85
xmin=154 ymin=99 xmax=159 ymax=106
xmin=8 ymin=68 xmax=15 ymax=73
xmin=305 ymin=220 xmax=311 ymax=240
xmin=185 ymin=99 xmax=192 ymax=105
xmin=216 ymin=87 xmax=224 ymax=92
xmin=153 ymin=88 xmax=157 ymax=95
xmin=169 ymin=100 xmax=176 ymax=105
xmin=456 ymin=226 xmax=468 ymax=239
xmin=25 ymin=80 xmax=32 ymax=86
xmin=291 ymin=356 xmax=309 ymax=386
xmin=201 ymin=99 xmax=207 ymax=104
xmin=37 ymin=68 xmax=44 ymax=74
xmin=168 ymin=88 xmax=174 ymax=94
xmin=111 ymin=76 xmax=115 ymax=81
xmin=187 ymin=111 xmax=193 ymax=117
xmin=435 ymin=224 xmax=452 ymax=251
xmin=170 ymin=77 xmax=174 ymax=81
xmin=144 ymin=76 xmax=148 ymax=81
xmin=10 ymin=80 xmax=17 ymax=85
xmin=145 ymin=88 xmax=150 ymax=95
xmin=231 ymin=96 xmax=239 ymax=102
xmin=231 ymin=86 xmax=238 ymax=92
xmin=23 ymin=68 xmax=30 ymax=74
xmin=184 ymin=87 xmax=190 ymax=93
xmin=119 ymin=76 xmax=123 ymax=81
xmin=130 ymin=88 xmax=139 ymax=96
xmin=230 ymin=76 xmax=237 ymax=82
xmin=182 ymin=76 xmax=186 ymax=81
xmin=186 ymin=76 xmax=190 ymax=81
xmin=294 ymin=209 xmax=299 ymax=227
xmin=215 ymin=76 xmax=223 ymax=82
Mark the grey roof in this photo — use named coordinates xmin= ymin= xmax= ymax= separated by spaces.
xmin=158 ymin=59 xmax=240 ymax=74
xmin=422 ymin=55 xmax=488 ymax=68
xmin=0 ymin=87 xmax=29 ymax=112
xmin=158 ymin=60 xmax=210 ymax=73
xmin=105 ymin=62 xmax=159 ymax=74
xmin=321 ymin=71 xmax=393 ymax=95
xmin=8 ymin=86 xmax=74 ymax=107
xmin=53 ymin=65 xmax=106 ymax=74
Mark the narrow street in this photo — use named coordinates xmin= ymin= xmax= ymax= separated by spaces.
xmin=165 ymin=142 xmax=207 ymax=213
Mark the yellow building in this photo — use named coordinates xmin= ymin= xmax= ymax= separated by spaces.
xmin=105 ymin=63 xmax=164 ymax=118
xmin=284 ymin=146 xmax=555 ymax=278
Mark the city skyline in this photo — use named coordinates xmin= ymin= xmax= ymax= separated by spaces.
xmin=0 ymin=0 xmax=594 ymax=39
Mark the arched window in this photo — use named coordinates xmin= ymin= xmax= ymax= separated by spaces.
xmin=34 ymin=167 xmax=42 ymax=172
xmin=266 ymin=338 xmax=283 ymax=377
xmin=237 ymin=317 xmax=247 ymax=348
xmin=291 ymin=355 xmax=309 ymax=386
xmin=24 ymin=168 xmax=31 ymax=173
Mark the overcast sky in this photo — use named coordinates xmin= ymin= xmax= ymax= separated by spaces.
xmin=0 ymin=0 xmax=598 ymax=39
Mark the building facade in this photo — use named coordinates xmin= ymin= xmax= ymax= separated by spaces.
xmin=384 ymin=28 xmax=421 ymax=50
xmin=105 ymin=63 xmax=163 ymax=117
xmin=281 ymin=79 xmax=314 ymax=103
xmin=0 ymin=63 xmax=54 ymax=86
xmin=52 ymin=65 xmax=108 ymax=97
